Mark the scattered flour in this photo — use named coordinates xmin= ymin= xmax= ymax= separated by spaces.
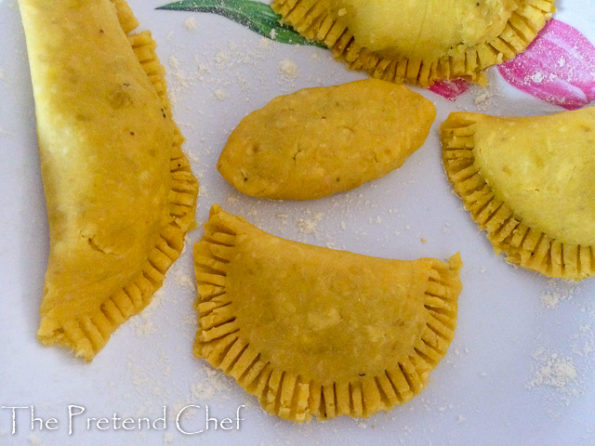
xmin=187 ymin=366 xmax=236 ymax=404
xmin=354 ymin=419 xmax=368 ymax=429
xmin=572 ymin=324 xmax=595 ymax=357
xmin=259 ymin=37 xmax=271 ymax=49
xmin=184 ymin=16 xmax=197 ymax=31
xmin=474 ymin=92 xmax=490 ymax=105
xmin=131 ymin=316 xmax=157 ymax=337
xmin=168 ymin=55 xmax=181 ymax=70
xmin=297 ymin=212 xmax=324 ymax=235
xmin=278 ymin=59 xmax=298 ymax=80
xmin=174 ymin=269 xmax=196 ymax=291
xmin=470 ymin=84 xmax=495 ymax=111
xmin=526 ymin=348 xmax=579 ymax=406
xmin=129 ymin=289 xmax=166 ymax=337
xmin=527 ymin=281 xmax=590 ymax=412
xmin=539 ymin=279 xmax=578 ymax=309
xmin=527 ymin=350 xmax=578 ymax=393
xmin=276 ymin=213 xmax=289 ymax=224
xmin=368 ymin=215 xmax=383 ymax=225
xmin=186 ymin=150 xmax=200 ymax=163
xmin=214 ymin=51 xmax=230 ymax=69
xmin=196 ymin=62 xmax=210 ymax=77
xmin=190 ymin=381 xmax=215 ymax=401
xmin=213 ymin=88 xmax=228 ymax=100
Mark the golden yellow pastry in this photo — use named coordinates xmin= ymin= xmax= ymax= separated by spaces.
xmin=20 ymin=0 xmax=198 ymax=361
xmin=194 ymin=205 xmax=463 ymax=421
xmin=218 ymin=79 xmax=435 ymax=200
xmin=441 ymin=107 xmax=594 ymax=281
xmin=272 ymin=0 xmax=555 ymax=86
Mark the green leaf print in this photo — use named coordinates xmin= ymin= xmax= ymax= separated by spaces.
xmin=157 ymin=0 xmax=324 ymax=47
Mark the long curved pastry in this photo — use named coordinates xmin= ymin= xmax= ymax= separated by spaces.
xmin=218 ymin=79 xmax=435 ymax=200
xmin=193 ymin=205 xmax=463 ymax=421
xmin=271 ymin=0 xmax=555 ymax=87
xmin=441 ymin=107 xmax=594 ymax=281
xmin=20 ymin=0 xmax=199 ymax=361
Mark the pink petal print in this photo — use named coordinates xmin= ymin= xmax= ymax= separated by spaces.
xmin=498 ymin=19 xmax=595 ymax=110
xmin=429 ymin=78 xmax=470 ymax=101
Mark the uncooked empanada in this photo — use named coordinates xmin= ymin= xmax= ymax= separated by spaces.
xmin=193 ymin=205 xmax=463 ymax=421
xmin=272 ymin=0 xmax=555 ymax=86
xmin=20 ymin=0 xmax=198 ymax=360
xmin=218 ymin=79 xmax=435 ymax=200
xmin=441 ymin=107 xmax=594 ymax=281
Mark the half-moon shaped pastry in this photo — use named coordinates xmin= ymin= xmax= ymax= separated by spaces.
xmin=218 ymin=79 xmax=435 ymax=200
xmin=20 ymin=0 xmax=199 ymax=361
xmin=272 ymin=0 xmax=555 ymax=86
xmin=441 ymin=107 xmax=594 ymax=281
xmin=193 ymin=205 xmax=463 ymax=421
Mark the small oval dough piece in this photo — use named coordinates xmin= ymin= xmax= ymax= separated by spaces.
xmin=194 ymin=205 xmax=463 ymax=421
xmin=217 ymin=79 xmax=436 ymax=200
xmin=441 ymin=107 xmax=594 ymax=281
xmin=271 ymin=0 xmax=555 ymax=86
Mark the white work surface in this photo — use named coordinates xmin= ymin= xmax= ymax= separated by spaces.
xmin=0 ymin=1 xmax=593 ymax=445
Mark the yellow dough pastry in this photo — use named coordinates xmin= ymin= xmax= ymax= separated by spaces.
xmin=218 ymin=79 xmax=435 ymax=200
xmin=441 ymin=107 xmax=594 ymax=281
xmin=194 ymin=205 xmax=463 ymax=421
xmin=272 ymin=0 xmax=555 ymax=86
xmin=20 ymin=0 xmax=199 ymax=360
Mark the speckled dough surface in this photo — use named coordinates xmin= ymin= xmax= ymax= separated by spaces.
xmin=19 ymin=0 xmax=198 ymax=361
xmin=193 ymin=205 xmax=463 ymax=421
xmin=441 ymin=107 xmax=595 ymax=280
xmin=218 ymin=79 xmax=435 ymax=200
